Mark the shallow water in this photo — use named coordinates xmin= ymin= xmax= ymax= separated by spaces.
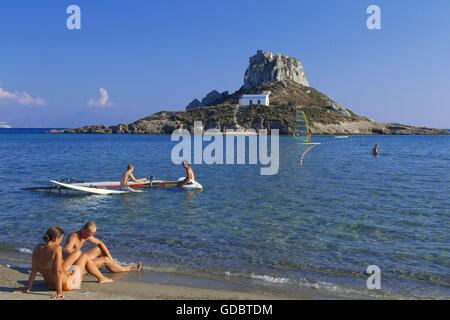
xmin=0 ymin=129 xmax=448 ymax=298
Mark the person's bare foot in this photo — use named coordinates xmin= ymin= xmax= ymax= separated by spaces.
xmin=129 ymin=262 xmax=142 ymax=272
xmin=99 ymin=277 xmax=114 ymax=284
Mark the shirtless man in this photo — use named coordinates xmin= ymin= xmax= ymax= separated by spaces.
xmin=14 ymin=226 xmax=112 ymax=299
xmin=371 ymin=144 xmax=379 ymax=156
xmin=177 ymin=161 xmax=194 ymax=187
xmin=63 ymin=222 xmax=142 ymax=273
xmin=120 ymin=163 xmax=148 ymax=192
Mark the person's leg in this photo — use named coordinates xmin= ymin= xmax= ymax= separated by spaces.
xmin=93 ymin=256 xmax=142 ymax=273
xmin=62 ymin=250 xmax=81 ymax=272
xmin=74 ymin=253 xmax=113 ymax=283
xmin=85 ymin=246 xmax=103 ymax=260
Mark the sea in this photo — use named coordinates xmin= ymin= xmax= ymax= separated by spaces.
xmin=0 ymin=128 xmax=448 ymax=299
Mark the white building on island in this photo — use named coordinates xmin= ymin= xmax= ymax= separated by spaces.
xmin=238 ymin=92 xmax=270 ymax=106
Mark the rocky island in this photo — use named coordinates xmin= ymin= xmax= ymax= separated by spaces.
xmin=49 ymin=50 xmax=448 ymax=135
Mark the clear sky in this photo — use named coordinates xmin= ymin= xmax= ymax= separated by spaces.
xmin=0 ymin=0 xmax=449 ymax=128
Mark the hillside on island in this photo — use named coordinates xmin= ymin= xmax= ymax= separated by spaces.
xmin=50 ymin=50 xmax=448 ymax=135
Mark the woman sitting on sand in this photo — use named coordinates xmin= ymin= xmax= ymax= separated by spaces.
xmin=14 ymin=226 xmax=113 ymax=299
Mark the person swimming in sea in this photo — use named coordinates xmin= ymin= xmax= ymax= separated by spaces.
xmin=13 ymin=226 xmax=112 ymax=299
xmin=371 ymin=144 xmax=379 ymax=156
xmin=120 ymin=163 xmax=148 ymax=192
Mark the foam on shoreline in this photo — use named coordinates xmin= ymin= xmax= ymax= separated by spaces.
xmin=0 ymin=250 xmax=330 ymax=300
xmin=1 ymin=248 xmax=444 ymax=300
xmin=0 ymin=263 xmax=301 ymax=300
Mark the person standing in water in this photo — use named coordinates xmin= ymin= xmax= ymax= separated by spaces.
xmin=177 ymin=161 xmax=195 ymax=187
xmin=120 ymin=163 xmax=148 ymax=192
xmin=371 ymin=144 xmax=379 ymax=156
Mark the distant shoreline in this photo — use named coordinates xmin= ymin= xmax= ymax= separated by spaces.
xmin=1 ymin=127 xmax=449 ymax=135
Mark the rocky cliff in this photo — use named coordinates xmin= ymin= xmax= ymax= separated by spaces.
xmin=186 ymin=90 xmax=230 ymax=110
xmin=244 ymin=50 xmax=309 ymax=89
xmin=186 ymin=50 xmax=310 ymax=111
xmin=49 ymin=50 xmax=448 ymax=136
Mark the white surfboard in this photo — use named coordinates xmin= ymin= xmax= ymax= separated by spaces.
xmin=83 ymin=178 xmax=202 ymax=189
xmin=177 ymin=177 xmax=203 ymax=190
xmin=69 ymin=181 xmax=152 ymax=188
xmin=49 ymin=180 xmax=139 ymax=195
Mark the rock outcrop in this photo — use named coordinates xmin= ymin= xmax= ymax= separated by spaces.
xmin=186 ymin=98 xmax=201 ymax=110
xmin=200 ymin=90 xmax=227 ymax=106
xmin=325 ymin=100 xmax=351 ymax=117
xmin=186 ymin=90 xmax=230 ymax=110
xmin=243 ymin=50 xmax=309 ymax=90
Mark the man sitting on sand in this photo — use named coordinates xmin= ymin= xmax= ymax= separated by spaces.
xmin=63 ymin=222 xmax=142 ymax=274
xmin=14 ymin=226 xmax=113 ymax=299
xmin=371 ymin=144 xmax=379 ymax=156
xmin=120 ymin=163 xmax=148 ymax=192
xmin=177 ymin=161 xmax=195 ymax=187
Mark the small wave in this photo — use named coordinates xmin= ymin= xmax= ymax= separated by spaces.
xmin=98 ymin=262 xmax=445 ymax=299
xmin=141 ymin=264 xmax=185 ymax=274
xmin=18 ymin=248 xmax=32 ymax=254
xmin=249 ymin=273 xmax=291 ymax=284
xmin=113 ymin=258 xmax=133 ymax=267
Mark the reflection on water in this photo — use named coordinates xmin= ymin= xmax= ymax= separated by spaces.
xmin=183 ymin=189 xmax=202 ymax=216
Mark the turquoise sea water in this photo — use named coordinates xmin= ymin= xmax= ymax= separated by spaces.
xmin=0 ymin=129 xmax=448 ymax=299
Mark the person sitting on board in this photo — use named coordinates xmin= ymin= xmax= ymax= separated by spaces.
xmin=13 ymin=226 xmax=113 ymax=299
xmin=63 ymin=222 xmax=142 ymax=275
xmin=371 ymin=144 xmax=379 ymax=156
xmin=120 ymin=163 xmax=148 ymax=192
xmin=177 ymin=161 xmax=195 ymax=187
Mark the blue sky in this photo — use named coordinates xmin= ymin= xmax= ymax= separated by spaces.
xmin=0 ymin=0 xmax=449 ymax=128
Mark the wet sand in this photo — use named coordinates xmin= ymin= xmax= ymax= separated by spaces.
xmin=0 ymin=264 xmax=300 ymax=300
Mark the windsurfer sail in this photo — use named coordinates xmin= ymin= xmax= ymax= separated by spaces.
xmin=294 ymin=109 xmax=321 ymax=164
xmin=293 ymin=109 xmax=310 ymax=142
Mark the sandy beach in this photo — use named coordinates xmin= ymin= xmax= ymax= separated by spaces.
xmin=0 ymin=264 xmax=300 ymax=300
